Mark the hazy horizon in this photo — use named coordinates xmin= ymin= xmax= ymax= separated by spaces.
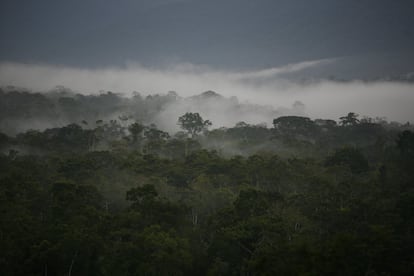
xmin=1 ymin=60 xmax=413 ymax=125
xmin=1 ymin=0 xmax=414 ymax=125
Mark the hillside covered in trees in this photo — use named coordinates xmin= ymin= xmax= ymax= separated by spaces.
xmin=1 ymin=88 xmax=414 ymax=275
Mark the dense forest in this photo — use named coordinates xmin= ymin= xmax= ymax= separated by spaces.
xmin=1 ymin=88 xmax=414 ymax=275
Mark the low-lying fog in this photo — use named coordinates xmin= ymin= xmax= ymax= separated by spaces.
xmin=1 ymin=60 xmax=413 ymax=127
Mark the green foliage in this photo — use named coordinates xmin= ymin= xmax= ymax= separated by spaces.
xmin=397 ymin=130 xmax=414 ymax=157
xmin=1 ymin=107 xmax=413 ymax=275
xmin=178 ymin=112 xmax=212 ymax=137
xmin=128 ymin=122 xmax=144 ymax=143
xmin=325 ymin=147 xmax=369 ymax=174
xmin=126 ymin=184 xmax=158 ymax=205
xmin=273 ymin=115 xmax=315 ymax=132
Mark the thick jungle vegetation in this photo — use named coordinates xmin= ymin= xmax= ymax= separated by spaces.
xmin=1 ymin=88 xmax=413 ymax=275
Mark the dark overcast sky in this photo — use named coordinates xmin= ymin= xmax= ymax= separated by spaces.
xmin=1 ymin=0 xmax=413 ymax=70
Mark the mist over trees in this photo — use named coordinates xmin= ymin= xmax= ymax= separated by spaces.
xmin=1 ymin=0 xmax=413 ymax=273
xmin=0 ymin=87 xmax=285 ymax=136
xmin=1 ymin=87 xmax=414 ymax=275
xmin=178 ymin=112 xmax=212 ymax=138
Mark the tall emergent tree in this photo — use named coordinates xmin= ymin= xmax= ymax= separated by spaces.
xmin=178 ymin=112 xmax=212 ymax=138
xmin=128 ymin=122 xmax=145 ymax=143
xmin=339 ymin=112 xmax=360 ymax=126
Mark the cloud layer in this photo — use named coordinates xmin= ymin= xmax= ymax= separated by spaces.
xmin=1 ymin=61 xmax=413 ymax=123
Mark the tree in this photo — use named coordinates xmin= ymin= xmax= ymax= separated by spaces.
xmin=273 ymin=116 xmax=315 ymax=132
xmin=178 ymin=112 xmax=212 ymax=138
xmin=339 ymin=112 xmax=360 ymax=126
xmin=325 ymin=147 xmax=369 ymax=174
xmin=272 ymin=116 xmax=318 ymax=139
xmin=143 ymin=124 xmax=170 ymax=154
xmin=396 ymin=130 xmax=414 ymax=169
xmin=397 ymin=130 xmax=414 ymax=156
xmin=126 ymin=184 xmax=158 ymax=207
xmin=128 ymin=122 xmax=145 ymax=143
